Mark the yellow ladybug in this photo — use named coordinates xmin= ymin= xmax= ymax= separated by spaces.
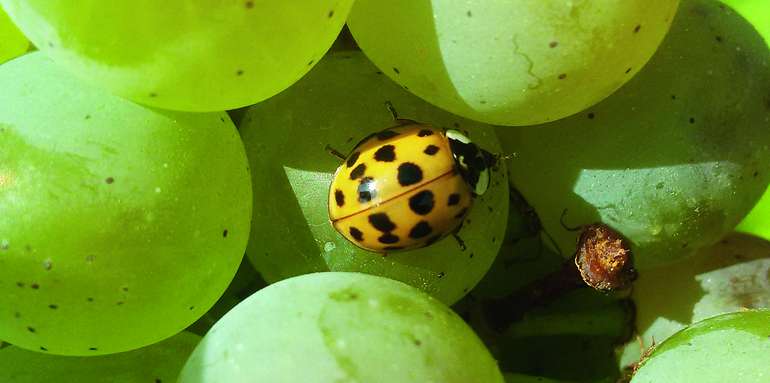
xmin=328 ymin=121 xmax=493 ymax=252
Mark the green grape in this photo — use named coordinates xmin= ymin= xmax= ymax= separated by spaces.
xmin=178 ymin=272 xmax=504 ymax=383
xmin=240 ymin=50 xmax=509 ymax=305
xmin=496 ymin=0 xmax=770 ymax=269
xmin=0 ymin=5 xmax=27 ymax=63
xmin=721 ymin=0 xmax=770 ymax=44
xmin=347 ymin=0 xmax=680 ymax=126
xmin=618 ymin=232 xmax=770 ymax=368
xmin=0 ymin=331 xmax=200 ymax=383
xmin=737 ymin=186 xmax=770 ymax=241
xmin=0 ymin=52 xmax=252 ymax=355
xmin=0 ymin=0 xmax=353 ymax=112
xmin=631 ymin=310 xmax=770 ymax=383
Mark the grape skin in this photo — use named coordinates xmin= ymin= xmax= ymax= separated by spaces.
xmin=631 ymin=310 xmax=770 ymax=383
xmin=0 ymin=5 xmax=27 ymax=64
xmin=0 ymin=52 xmax=252 ymax=355
xmin=0 ymin=0 xmax=354 ymax=112
xmin=240 ymin=50 xmax=509 ymax=305
xmin=348 ymin=0 xmax=680 ymax=126
xmin=496 ymin=0 xmax=770 ymax=269
xmin=0 ymin=331 xmax=200 ymax=383
xmin=179 ymin=272 xmax=504 ymax=383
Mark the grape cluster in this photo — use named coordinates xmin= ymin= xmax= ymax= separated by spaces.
xmin=0 ymin=0 xmax=768 ymax=382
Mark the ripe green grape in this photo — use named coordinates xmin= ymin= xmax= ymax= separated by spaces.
xmin=631 ymin=310 xmax=770 ymax=383
xmin=737 ymin=186 xmax=770 ymax=241
xmin=0 ymin=52 xmax=252 ymax=355
xmin=347 ymin=0 xmax=679 ymax=126
xmin=0 ymin=0 xmax=353 ymax=112
xmin=496 ymin=0 xmax=770 ymax=269
xmin=0 ymin=4 xmax=27 ymax=63
xmin=178 ymin=272 xmax=504 ymax=383
xmin=240 ymin=50 xmax=509 ymax=305
xmin=618 ymin=232 xmax=770 ymax=368
xmin=0 ymin=331 xmax=200 ymax=383
xmin=722 ymin=0 xmax=770 ymax=44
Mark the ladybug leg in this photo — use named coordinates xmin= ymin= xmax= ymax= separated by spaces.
xmin=324 ymin=144 xmax=347 ymax=160
xmin=452 ymin=233 xmax=467 ymax=251
xmin=384 ymin=100 xmax=418 ymax=126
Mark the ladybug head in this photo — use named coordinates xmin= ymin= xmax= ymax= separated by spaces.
xmin=445 ymin=129 xmax=492 ymax=196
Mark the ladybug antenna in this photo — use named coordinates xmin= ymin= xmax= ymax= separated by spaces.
xmin=559 ymin=208 xmax=583 ymax=232
xmin=324 ymin=144 xmax=346 ymax=161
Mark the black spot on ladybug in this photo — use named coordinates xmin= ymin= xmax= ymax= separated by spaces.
xmin=349 ymin=227 xmax=364 ymax=242
xmin=424 ymin=145 xmax=439 ymax=155
xmin=398 ymin=163 xmax=423 ymax=186
xmin=346 ymin=151 xmax=361 ymax=168
xmin=454 ymin=207 xmax=468 ymax=219
xmin=376 ymin=130 xmax=399 ymax=140
xmin=379 ymin=233 xmax=400 ymax=244
xmin=350 ymin=163 xmax=367 ymax=180
xmin=335 ymin=189 xmax=345 ymax=207
xmin=383 ymin=246 xmax=404 ymax=251
xmin=424 ymin=235 xmax=442 ymax=247
xmin=417 ymin=129 xmax=434 ymax=137
xmin=374 ymin=145 xmax=396 ymax=162
xmin=358 ymin=177 xmax=376 ymax=203
xmin=409 ymin=190 xmax=435 ymax=215
xmin=448 ymin=193 xmax=461 ymax=206
xmin=409 ymin=221 xmax=433 ymax=239
xmin=369 ymin=213 xmax=396 ymax=232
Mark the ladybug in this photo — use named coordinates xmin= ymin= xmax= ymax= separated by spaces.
xmin=328 ymin=120 xmax=494 ymax=252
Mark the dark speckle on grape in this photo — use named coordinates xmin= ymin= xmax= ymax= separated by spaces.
xmin=634 ymin=24 xmax=641 ymax=33
xmin=236 ymin=69 xmax=244 ymax=76
xmin=31 ymin=283 xmax=39 ymax=290
xmin=49 ymin=304 xmax=58 ymax=309
xmin=549 ymin=41 xmax=558 ymax=48
xmin=89 ymin=347 xmax=98 ymax=351
xmin=328 ymin=10 xmax=334 ymax=18
xmin=558 ymin=73 xmax=567 ymax=80
xmin=393 ymin=67 xmax=400 ymax=74
xmin=105 ymin=177 xmax=114 ymax=184
xmin=689 ymin=117 xmax=696 ymax=124
xmin=148 ymin=92 xmax=157 ymax=98
xmin=27 ymin=326 xmax=35 ymax=333
xmin=244 ymin=1 xmax=254 ymax=9
xmin=587 ymin=112 xmax=595 ymax=119
xmin=625 ymin=67 xmax=632 ymax=74
xmin=466 ymin=10 xmax=472 ymax=17
xmin=223 ymin=229 xmax=229 ymax=238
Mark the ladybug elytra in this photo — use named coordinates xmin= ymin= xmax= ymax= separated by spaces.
xmin=328 ymin=121 xmax=493 ymax=252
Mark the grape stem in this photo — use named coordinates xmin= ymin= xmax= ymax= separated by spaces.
xmin=483 ymin=222 xmax=637 ymax=332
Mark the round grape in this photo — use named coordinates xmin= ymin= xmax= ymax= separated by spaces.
xmin=347 ymin=0 xmax=680 ymax=126
xmin=0 ymin=0 xmax=353 ymax=112
xmin=0 ymin=5 xmax=27 ymax=64
xmin=0 ymin=52 xmax=252 ymax=355
xmin=178 ymin=272 xmax=504 ymax=383
xmin=240 ymin=50 xmax=509 ymax=305
xmin=0 ymin=331 xmax=200 ymax=382
xmin=631 ymin=310 xmax=770 ymax=383
xmin=496 ymin=0 xmax=770 ymax=269
xmin=619 ymin=232 xmax=770 ymax=368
